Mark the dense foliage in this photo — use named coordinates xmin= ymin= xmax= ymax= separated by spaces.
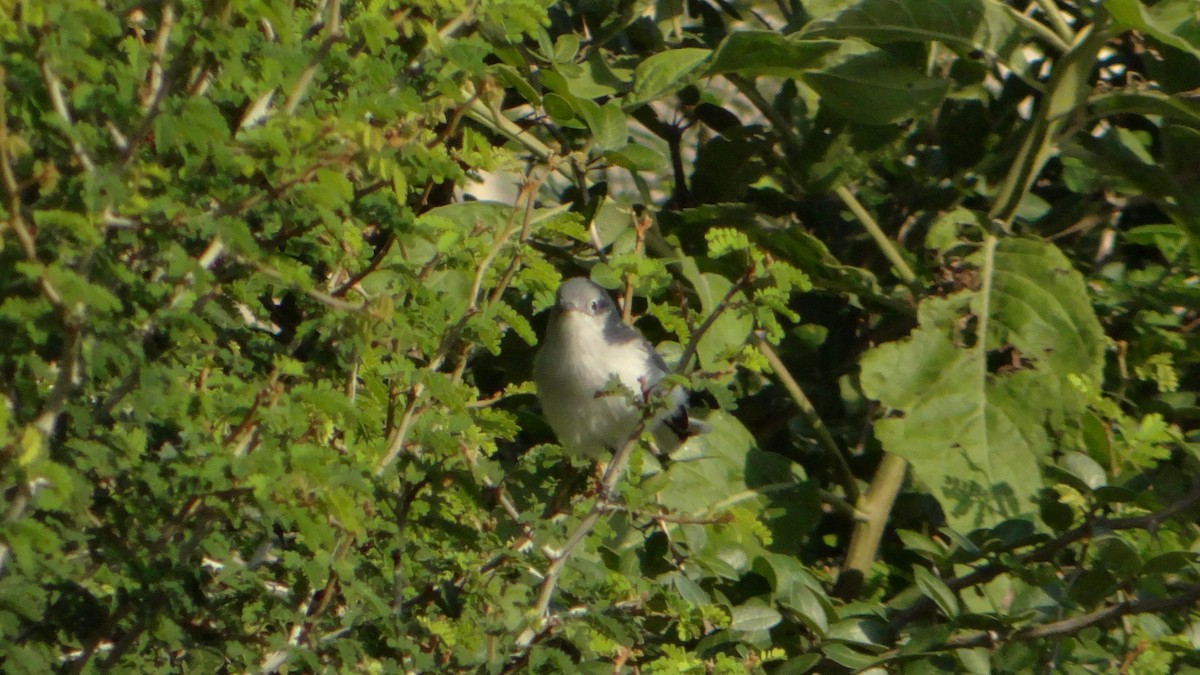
xmin=2 ymin=0 xmax=1198 ymax=672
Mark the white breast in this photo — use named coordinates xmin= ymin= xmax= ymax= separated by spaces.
xmin=534 ymin=312 xmax=679 ymax=457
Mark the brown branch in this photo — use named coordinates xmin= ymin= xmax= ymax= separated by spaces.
xmin=333 ymin=234 xmax=395 ymax=297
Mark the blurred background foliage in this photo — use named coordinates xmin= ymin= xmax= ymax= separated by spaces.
xmin=1 ymin=0 xmax=1198 ymax=672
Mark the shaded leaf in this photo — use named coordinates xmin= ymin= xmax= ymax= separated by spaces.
xmin=913 ymin=566 xmax=960 ymax=618
xmin=800 ymin=41 xmax=950 ymax=125
xmin=707 ymin=32 xmax=839 ymax=78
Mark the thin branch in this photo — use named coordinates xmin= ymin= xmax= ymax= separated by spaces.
xmin=465 ymin=97 xmax=555 ymax=163
xmin=143 ymin=3 xmax=175 ymax=111
xmin=989 ymin=0 xmax=1069 ymax=53
xmin=516 ymin=416 xmax=649 ymax=647
xmin=1031 ymin=0 xmax=1075 ymax=45
xmin=835 ymin=185 xmax=917 ymax=285
xmin=40 ymin=62 xmax=95 ymax=173
xmin=122 ymin=31 xmax=201 ymax=163
xmin=0 ymin=67 xmax=63 ymax=307
xmin=753 ymin=333 xmax=859 ymax=504
xmin=283 ymin=1 xmax=342 ymax=116
xmin=375 ymin=384 xmax=425 ymax=476
xmin=253 ymin=261 xmax=364 ymax=311
xmin=921 ymin=584 xmax=1200 ymax=653
xmin=673 ymin=273 xmax=747 ymax=376
xmin=333 ymin=234 xmax=394 ymax=297
xmin=819 ymin=489 xmax=870 ymax=522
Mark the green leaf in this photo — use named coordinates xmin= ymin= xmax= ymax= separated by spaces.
xmin=821 ymin=644 xmax=881 ymax=670
xmin=800 ymin=41 xmax=950 ymax=125
xmin=1142 ymin=551 xmax=1200 ymax=574
xmin=826 ymin=617 xmax=888 ymax=647
xmin=775 ymin=654 xmax=821 ymax=674
xmin=730 ymin=601 xmax=782 ymax=632
xmin=1090 ymin=90 xmax=1200 ymax=128
xmin=897 ymin=529 xmax=948 ymax=560
xmin=603 ymin=143 xmax=665 ymax=171
xmin=627 ymin=48 xmax=712 ymax=107
xmin=706 ymin=32 xmax=840 ymax=78
xmin=784 ymin=585 xmax=831 ymax=636
xmin=860 ymin=237 xmax=1105 ymax=530
xmin=957 ymin=647 xmax=992 ymax=674
xmin=492 ymin=64 xmax=541 ymax=105
xmin=802 ymin=0 xmax=1022 ymax=62
xmin=1103 ymin=0 xmax=1200 ymax=59
xmin=543 ymin=92 xmax=577 ymax=123
xmin=580 ymin=100 xmax=627 ymax=151
xmin=913 ymin=566 xmax=960 ymax=618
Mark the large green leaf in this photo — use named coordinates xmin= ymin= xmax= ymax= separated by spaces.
xmin=626 ymin=48 xmax=712 ymax=107
xmin=800 ymin=41 xmax=951 ymax=125
xmin=860 ymin=237 xmax=1105 ymax=530
xmin=706 ymin=31 xmax=840 ymax=78
xmin=801 ymin=0 xmax=1023 ymax=62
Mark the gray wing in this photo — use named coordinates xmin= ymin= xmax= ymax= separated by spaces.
xmin=604 ymin=317 xmax=696 ymax=443
xmin=603 ymin=317 xmax=670 ymax=375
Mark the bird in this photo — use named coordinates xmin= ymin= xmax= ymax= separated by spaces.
xmin=533 ymin=277 xmax=702 ymax=458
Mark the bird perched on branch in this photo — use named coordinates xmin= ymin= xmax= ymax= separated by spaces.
xmin=534 ymin=277 xmax=704 ymax=458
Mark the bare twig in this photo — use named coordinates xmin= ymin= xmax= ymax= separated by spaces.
xmin=673 ymin=274 xmax=747 ymax=376
xmin=375 ymin=384 xmax=426 ymax=476
xmin=0 ymin=67 xmax=64 ymax=307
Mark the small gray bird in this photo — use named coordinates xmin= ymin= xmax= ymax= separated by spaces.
xmin=534 ymin=277 xmax=700 ymax=457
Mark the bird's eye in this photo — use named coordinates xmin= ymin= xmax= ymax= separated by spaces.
xmin=590 ymin=299 xmax=603 ymax=313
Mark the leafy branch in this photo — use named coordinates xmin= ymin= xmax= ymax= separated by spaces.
xmin=890 ymin=478 xmax=1200 ymax=630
